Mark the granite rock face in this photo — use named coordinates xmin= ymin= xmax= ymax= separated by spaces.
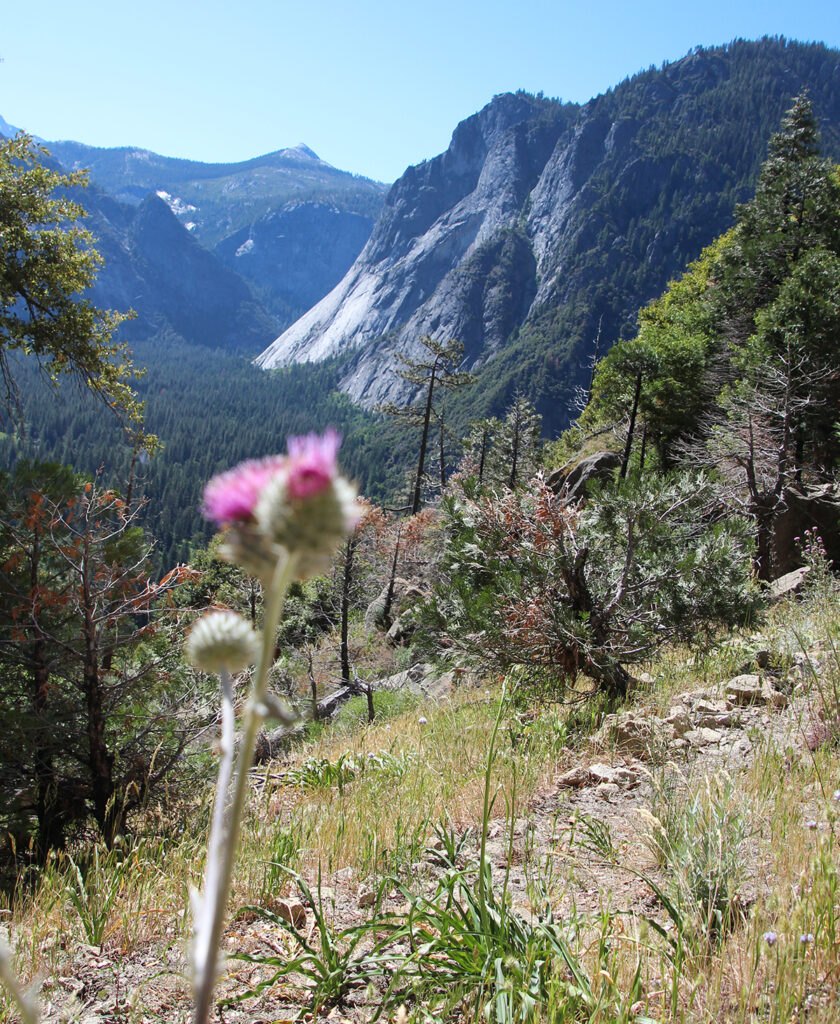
xmin=256 ymin=42 xmax=840 ymax=422
xmin=36 ymin=138 xmax=387 ymax=343
xmin=215 ymin=201 xmax=377 ymax=324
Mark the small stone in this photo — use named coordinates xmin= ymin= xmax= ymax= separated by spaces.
xmin=766 ymin=687 xmax=788 ymax=709
xmin=597 ymin=782 xmax=621 ymax=802
xmin=769 ymin=566 xmax=809 ymax=601
xmin=357 ymin=890 xmax=377 ymax=909
xmin=664 ymin=707 xmax=692 ymax=736
xmin=557 ymin=765 xmax=590 ymax=788
xmin=275 ymin=898 xmax=307 ymax=929
xmin=589 ymin=763 xmax=638 ymax=788
xmin=598 ymin=712 xmax=656 ymax=756
xmin=482 ymin=841 xmax=507 ymax=864
xmin=684 ymin=728 xmax=722 ymax=747
xmin=726 ymin=674 xmax=764 ymax=706
xmin=589 ymin=763 xmax=618 ymax=785
xmin=697 ymin=712 xmax=733 ymax=729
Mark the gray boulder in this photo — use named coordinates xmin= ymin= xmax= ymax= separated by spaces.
xmin=547 ymin=451 xmax=621 ymax=501
xmin=364 ymin=577 xmax=428 ymax=632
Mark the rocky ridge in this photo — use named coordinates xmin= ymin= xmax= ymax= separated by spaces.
xmin=257 ymin=40 xmax=840 ymax=427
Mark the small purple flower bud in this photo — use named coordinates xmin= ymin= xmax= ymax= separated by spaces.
xmin=800 ymin=933 xmax=814 ymax=944
xmin=763 ymin=931 xmax=777 ymax=946
xmin=806 ymin=820 xmax=818 ymax=830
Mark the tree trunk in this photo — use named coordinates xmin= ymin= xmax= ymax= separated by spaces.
xmin=439 ymin=401 xmax=446 ymax=492
xmin=339 ymin=536 xmax=355 ymax=685
xmin=29 ymin=527 xmax=65 ymax=857
xmin=478 ymin=428 xmax=489 ymax=487
xmin=411 ymin=360 xmax=438 ymax=514
xmin=507 ymin=407 xmax=521 ymax=490
xmin=81 ymin=538 xmax=117 ymax=845
xmin=620 ymin=373 xmax=642 ymax=480
xmin=586 ymin=657 xmax=631 ymax=700
xmin=382 ymin=527 xmax=401 ymax=625
xmin=307 ymin=648 xmax=318 ymax=722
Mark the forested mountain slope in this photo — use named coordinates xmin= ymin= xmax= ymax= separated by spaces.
xmin=257 ymin=38 xmax=840 ymax=431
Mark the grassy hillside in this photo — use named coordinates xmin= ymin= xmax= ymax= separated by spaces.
xmin=1 ymin=571 xmax=838 ymax=1022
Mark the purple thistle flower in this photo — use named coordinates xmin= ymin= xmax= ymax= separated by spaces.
xmin=763 ymin=931 xmax=777 ymax=946
xmin=202 ymin=456 xmax=287 ymax=526
xmin=286 ymin=429 xmax=342 ymax=500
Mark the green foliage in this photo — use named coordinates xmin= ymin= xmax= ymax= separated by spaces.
xmin=577 ymin=95 xmax=840 ymax=579
xmin=0 ymin=461 xmax=207 ymax=855
xmin=230 ymin=870 xmax=405 ymax=1016
xmin=64 ymin=847 xmax=131 ymax=947
xmin=381 ymin=335 xmax=475 ymax=513
xmin=417 ymin=472 xmax=757 ymax=697
xmin=0 ymin=344 xmax=406 ymax=571
xmin=332 ymin=688 xmax=420 ymax=730
xmin=584 ymin=234 xmax=727 ymax=466
xmin=642 ymin=771 xmax=750 ymax=950
xmin=0 ymin=134 xmax=142 ymax=430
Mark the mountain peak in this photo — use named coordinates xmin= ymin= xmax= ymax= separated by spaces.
xmin=291 ymin=143 xmax=320 ymax=161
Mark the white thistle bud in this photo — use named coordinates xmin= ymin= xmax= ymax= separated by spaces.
xmin=255 ymin=474 xmax=360 ymax=579
xmin=186 ymin=610 xmax=261 ymax=673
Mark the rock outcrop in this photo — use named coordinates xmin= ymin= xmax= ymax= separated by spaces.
xmin=256 ymin=41 xmax=840 ymax=428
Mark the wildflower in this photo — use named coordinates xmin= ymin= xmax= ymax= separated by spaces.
xmin=763 ymin=931 xmax=777 ymax=946
xmin=201 ymin=432 xmax=359 ymax=581
xmin=806 ymin=820 xmax=818 ymax=830
xmin=286 ymin=429 xmax=342 ymax=499
xmin=186 ymin=610 xmax=261 ymax=674
xmin=800 ymin=933 xmax=814 ymax=944
xmin=201 ymin=455 xmax=287 ymax=526
xmin=256 ymin=432 xmax=360 ymax=578
xmin=418 ymin=716 xmax=428 ymax=725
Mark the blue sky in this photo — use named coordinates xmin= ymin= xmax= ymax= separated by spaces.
xmin=2 ymin=0 xmax=838 ymax=182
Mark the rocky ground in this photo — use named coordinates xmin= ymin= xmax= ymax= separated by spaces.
xmin=25 ymin=643 xmax=835 ymax=1023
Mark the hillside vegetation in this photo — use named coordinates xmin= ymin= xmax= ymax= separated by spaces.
xmin=1 ymin=66 xmax=840 ymax=1024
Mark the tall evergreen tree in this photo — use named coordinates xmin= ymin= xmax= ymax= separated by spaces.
xmin=380 ymin=336 xmax=474 ymax=514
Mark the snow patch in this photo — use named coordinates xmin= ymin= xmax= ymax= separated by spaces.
xmin=235 ymin=238 xmax=255 ymax=257
xmin=156 ymin=190 xmax=197 ymax=217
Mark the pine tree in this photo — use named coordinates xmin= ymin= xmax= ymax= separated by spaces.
xmin=380 ymin=336 xmax=474 ymax=514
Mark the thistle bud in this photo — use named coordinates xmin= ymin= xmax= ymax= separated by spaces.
xmin=186 ymin=610 xmax=261 ymax=673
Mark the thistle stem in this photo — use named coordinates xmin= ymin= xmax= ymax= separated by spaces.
xmin=0 ymin=939 xmax=39 ymax=1024
xmin=192 ymin=553 xmax=298 ymax=1024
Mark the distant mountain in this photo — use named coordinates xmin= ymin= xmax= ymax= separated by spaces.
xmin=256 ymin=38 xmax=840 ymax=430
xmin=42 ymin=138 xmax=389 ymax=325
xmin=76 ymin=185 xmax=277 ymax=354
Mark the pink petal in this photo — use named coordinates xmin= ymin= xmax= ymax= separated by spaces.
xmin=202 ymin=455 xmax=287 ymax=525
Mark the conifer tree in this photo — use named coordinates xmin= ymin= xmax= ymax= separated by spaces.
xmin=381 ymin=336 xmax=473 ymax=513
xmin=0 ymin=134 xmax=144 ymax=433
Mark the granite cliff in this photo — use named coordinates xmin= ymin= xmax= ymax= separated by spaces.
xmin=256 ymin=39 xmax=840 ymax=428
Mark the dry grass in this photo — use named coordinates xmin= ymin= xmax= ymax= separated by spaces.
xmin=2 ymin=584 xmax=840 ymax=1023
